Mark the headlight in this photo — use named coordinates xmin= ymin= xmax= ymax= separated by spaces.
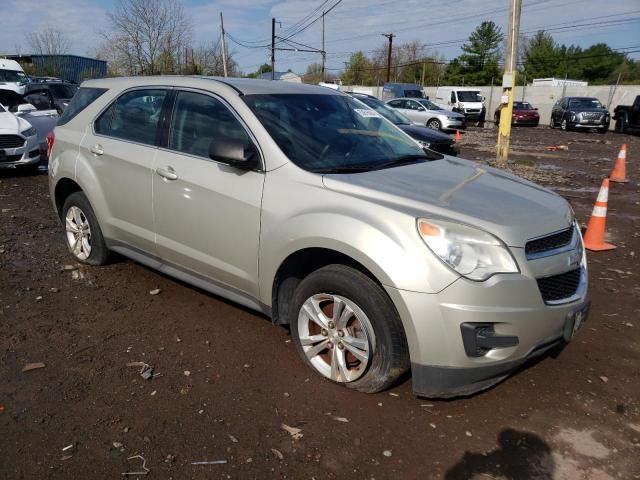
xmin=21 ymin=126 xmax=37 ymax=137
xmin=416 ymin=139 xmax=430 ymax=148
xmin=417 ymin=218 xmax=518 ymax=281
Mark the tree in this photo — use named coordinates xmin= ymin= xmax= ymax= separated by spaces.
xmin=190 ymin=42 xmax=238 ymax=77
xmin=102 ymin=0 xmax=192 ymax=75
xmin=341 ymin=51 xmax=374 ymax=85
xmin=27 ymin=26 xmax=71 ymax=55
xmin=246 ymin=63 xmax=272 ymax=78
xmin=574 ymin=43 xmax=625 ymax=84
xmin=445 ymin=21 xmax=503 ymax=85
xmin=521 ymin=31 xmax=558 ymax=79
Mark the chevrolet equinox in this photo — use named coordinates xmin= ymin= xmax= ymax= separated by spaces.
xmin=48 ymin=77 xmax=590 ymax=397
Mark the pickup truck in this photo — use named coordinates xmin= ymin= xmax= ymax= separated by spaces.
xmin=614 ymin=95 xmax=640 ymax=133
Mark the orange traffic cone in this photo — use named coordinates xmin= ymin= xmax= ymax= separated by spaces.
xmin=609 ymin=144 xmax=628 ymax=183
xmin=455 ymin=130 xmax=461 ymax=142
xmin=583 ymin=177 xmax=616 ymax=251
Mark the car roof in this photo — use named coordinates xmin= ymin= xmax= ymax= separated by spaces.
xmin=81 ymin=76 xmax=342 ymax=96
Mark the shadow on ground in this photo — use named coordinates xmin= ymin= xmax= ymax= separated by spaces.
xmin=445 ymin=428 xmax=554 ymax=480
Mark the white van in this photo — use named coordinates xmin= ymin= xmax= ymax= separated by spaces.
xmin=435 ymin=86 xmax=486 ymax=124
xmin=0 ymin=59 xmax=28 ymax=95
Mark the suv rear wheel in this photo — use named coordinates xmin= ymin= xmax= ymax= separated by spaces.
xmin=62 ymin=192 xmax=110 ymax=265
xmin=290 ymin=265 xmax=409 ymax=393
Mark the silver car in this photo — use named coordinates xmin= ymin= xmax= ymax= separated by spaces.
xmin=387 ymin=97 xmax=466 ymax=131
xmin=48 ymin=77 xmax=589 ymax=398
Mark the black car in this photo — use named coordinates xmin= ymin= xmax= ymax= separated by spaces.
xmin=348 ymin=93 xmax=459 ymax=156
xmin=550 ymin=96 xmax=610 ymax=133
xmin=24 ymin=81 xmax=78 ymax=114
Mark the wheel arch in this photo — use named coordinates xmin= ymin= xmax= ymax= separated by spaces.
xmin=54 ymin=177 xmax=83 ymax=218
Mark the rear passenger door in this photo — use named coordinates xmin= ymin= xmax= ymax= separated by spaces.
xmin=83 ymin=88 xmax=168 ymax=253
xmin=152 ymin=90 xmax=264 ymax=296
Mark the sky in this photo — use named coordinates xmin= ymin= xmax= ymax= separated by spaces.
xmin=1 ymin=0 xmax=639 ymax=75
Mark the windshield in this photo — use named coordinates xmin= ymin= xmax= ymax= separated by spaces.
xmin=513 ymin=102 xmax=533 ymax=110
xmin=243 ymin=93 xmax=425 ymax=173
xmin=0 ymin=68 xmax=28 ymax=84
xmin=568 ymin=98 xmax=603 ymax=109
xmin=417 ymin=99 xmax=443 ymax=111
xmin=48 ymin=84 xmax=77 ymax=98
xmin=404 ymin=89 xmax=425 ymax=98
xmin=456 ymin=91 xmax=482 ymax=102
xmin=357 ymin=96 xmax=411 ymax=124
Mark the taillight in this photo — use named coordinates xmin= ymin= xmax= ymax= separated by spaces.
xmin=47 ymin=130 xmax=55 ymax=159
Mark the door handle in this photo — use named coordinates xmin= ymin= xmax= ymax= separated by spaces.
xmin=156 ymin=166 xmax=178 ymax=181
xmin=90 ymin=144 xmax=104 ymax=156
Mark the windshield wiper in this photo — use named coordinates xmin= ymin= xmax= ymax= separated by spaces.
xmin=311 ymin=165 xmax=375 ymax=174
xmin=367 ymin=154 xmax=430 ymax=171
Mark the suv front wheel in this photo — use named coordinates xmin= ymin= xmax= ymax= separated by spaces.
xmin=62 ymin=192 xmax=110 ymax=265
xmin=290 ymin=265 xmax=409 ymax=393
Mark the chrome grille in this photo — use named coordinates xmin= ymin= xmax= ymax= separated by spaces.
xmin=0 ymin=135 xmax=25 ymax=148
xmin=580 ymin=112 xmax=602 ymax=121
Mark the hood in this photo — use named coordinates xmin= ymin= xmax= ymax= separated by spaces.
xmin=0 ymin=110 xmax=32 ymax=134
xmin=513 ymin=109 xmax=539 ymax=116
xmin=398 ymin=124 xmax=453 ymax=143
xmin=322 ymin=157 xmax=571 ymax=247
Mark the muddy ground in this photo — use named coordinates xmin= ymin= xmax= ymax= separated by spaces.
xmin=1 ymin=126 xmax=639 ymax=480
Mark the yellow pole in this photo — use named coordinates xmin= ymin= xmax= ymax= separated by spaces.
xmin=496 ymin=0 xmax=522 ymax=164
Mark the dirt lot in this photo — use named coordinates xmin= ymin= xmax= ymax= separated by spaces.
xmin=1 ymin=126 xmax=639 ymax=480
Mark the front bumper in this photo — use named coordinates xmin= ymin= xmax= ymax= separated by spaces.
xmin=0 ymin=134 xmax=41 ymax=168
xmin=569 ymin=121 xmax=609 ymax=130
xmin=513 ymin=117 xmax=539 ymax=126
xmin=385 ymin=255 xmax=589 ymax=398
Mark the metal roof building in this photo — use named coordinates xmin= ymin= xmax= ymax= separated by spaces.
xmin=3 ymin=54 xmax=107 ymax=83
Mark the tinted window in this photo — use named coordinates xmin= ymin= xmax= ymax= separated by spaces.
xmin=243 ymin=93 xmax=425 ymax=173
xmin=168 ymin=91 xmax=251 ymax=159
xmin=0 ymin=69 xmax=27 ymax=83
xmin=95 ymin=89 xmax=166 ymax=145
xmin=568 ymin=98 xmax=603 ymax=109
xmin=407 ymin=101 xmax=423 ymax=111
xmin=457 ymin=91 xmax=482 ymax=102
xmin=49 ymin=84 xmax=78 ymax=98
xmin=417 ymin=99 xmax=443 ymax=111
xmin=404 ymin=89 xmax=425 ymax=98
xmin=513 ymin=102 xmax=532 ymax=110
xmin=388 ymin=99 xmax=404 ymax=108
xmin=58 ymin=87 xmax=107 ymax=126
xmin=23 ymin=91 xmax=53 ymax=110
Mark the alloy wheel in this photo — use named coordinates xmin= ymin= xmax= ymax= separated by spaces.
xmin=65 ymin=206 xmax=92 ymax=260
xmin=297 ymin=293 xmax=374 ymax=383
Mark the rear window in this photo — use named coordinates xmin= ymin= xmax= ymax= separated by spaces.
xmin=57 ymin=87 xmax=108 ymax=126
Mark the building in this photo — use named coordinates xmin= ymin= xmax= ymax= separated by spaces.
xmin=258 ymin=71 xmax=302 ymax=83
xmin=3 ymin=54 xmax=107 ymax=83
xmin=531 ymin=77 xmax=588 ymax=87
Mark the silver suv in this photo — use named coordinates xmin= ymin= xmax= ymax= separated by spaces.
xmin=48 ymin=77 xmax=590 ymax=398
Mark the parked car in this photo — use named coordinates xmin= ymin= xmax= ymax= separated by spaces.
xmin=386 ymin=97 xmax=466 ymax=131
xmin=550 ymin=97 xmax=610 ymax=133
xmin=494 ymin=101 xmax=540 ymax=127
xmin=0 ymin=58 xmax=28 ymax=95
xmin=25 ymin=81 xmax=78 ymax=114
xmin=613 ymin=95 xmax=640 ymax=133
xmin=348 ymin=92 xmax=458 ymax=156
xmin=0 ymin=88 xmax=58 ymax=172
xmin=434 ymin=86 xmax=486 ymax=125
xmin=49 ymin=77 xmax=589 ymax=398
xmin=381 ymin=83 xmax=426 ymax=101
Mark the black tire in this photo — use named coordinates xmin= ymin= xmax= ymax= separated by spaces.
xmin=426 ymin=118 xmax=441 ymax=130
xmin=494 ymin=113 xmax=500 ymax=125
xmin=597 ymin=127 xmax=608 ymax=134
xmin=561 ymin=117 xmax=569 ymax=131
xmin=549 ymin=115 xmax=555 ymax=129
xmin=615 ymin=116 xmax=626 ymax=134
xmin=61 ymin=192 xmax=110 ymax=265
xmin=289 ymin=264 xmax=410 ymax=393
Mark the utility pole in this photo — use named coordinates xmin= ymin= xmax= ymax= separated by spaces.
xmin=271 ymin=17 xmax=276 ymax=80
xmin=321 ymin=11 xmax=326 ymax=81
xmin=219 ymin=11 xmax=228 ymax=77
xmin=496 ymin=0 xmax=522 ymax=164
xmin=382 ymin=33 xmax=394 ymax=83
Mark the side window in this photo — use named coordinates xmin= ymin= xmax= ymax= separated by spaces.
xmin=408 ymin=101 xmax=420 ymax=111
xmin=58 ymin=87 xmax=107 ymax=126
xmin=24 ymin=91 xmax=52 ymax=110
xmin=388 ymin=100 xmax=402 ymax=108
xmin=168 ymin=91 xmax=251 ymax=159
xmin=560 ymin=99 xmax=568 ymax=109
xmin=450 ymin=92 xmax=456 ymax=103
xmin=95 ymin=89 xmax=167 ymax=145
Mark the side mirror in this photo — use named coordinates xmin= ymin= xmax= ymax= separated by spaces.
xmin=208 ymin=138 xmax=259 ymax=170
xmin=16 ymin=103 xmax=37 ymax=114
xmin=534 ymin=107 xmax=538 ymax=111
